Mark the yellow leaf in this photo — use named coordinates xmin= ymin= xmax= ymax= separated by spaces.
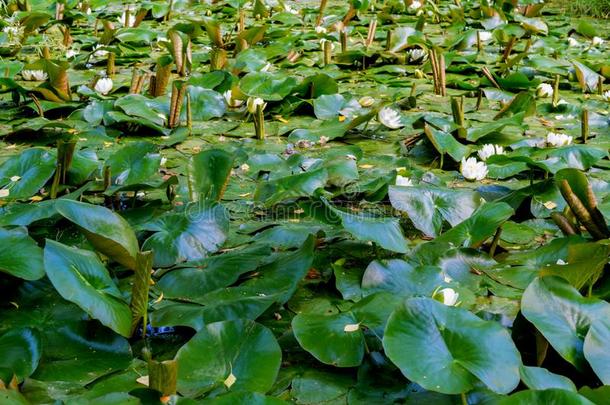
xmin=224 ymin=372 xmax=237 ymax=388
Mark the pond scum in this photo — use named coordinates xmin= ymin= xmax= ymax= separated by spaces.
xmin=0 ymin=0 xmax=610 ymax=404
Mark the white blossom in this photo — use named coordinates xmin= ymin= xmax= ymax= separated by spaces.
xmin=592 ymin=36 xmax=604 ymax=46
xmin=358 ymin=96 xmax=375 ymax=107
xmin=477 ymin=144 xmax=505 ymax=161
xmin=478 ymin=31 xmax=493 ymax=42
xmin=319 ymin=136 xmax=330 ymax=145
xmin=407 ymin=48 xmax=428 ymax=63
xmin=118 ymin=7 xmax=137 ymax=27
xmin=65 ymin=49 xmax=79 ymax=59
xmin=536 ymin=83 xmax=554 ymax=98
xmin=378 ymin=107 xmax=403 ymax=129
xmin=21 ymin=70 xmax=48 ymax=81
xmin=94 ymin=77 xmax=113 ymax=95
xmin=395 ymin=175 xmax=413 ymax=187
xmin=439 ymin=288 xmax=459 ymax=306
xmin=0 ymin=189 xmax=9 ymax=198
xmin=567 ymin=37 xmax=580 ymax=47
xmin=315 ymin=26 xmax=327 ymax=34
xmin=247 ymin=97 xmax=266 ymax=114
xmin=408 ymin=0 xmax=422 ymax=12
xmin=602 ymin=90 xmax=610 ymax=102
xmin=93 ymin=44 xmax=108 ymax=58
xmin=223 ymin=90 xmax=244 ymax=108
xmin=460 ymin=157 xmax=488 ymax=181
xmin=546 ymin=132 xmax=572 ymax=147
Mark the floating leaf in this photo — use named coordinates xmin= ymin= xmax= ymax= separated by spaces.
xmin=44 ymin=240 xmax=132 ymax=337
xmin=175 ymin=320 xmax=281 ymax=397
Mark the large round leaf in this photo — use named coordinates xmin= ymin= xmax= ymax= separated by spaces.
xmin=141 ymin=203 xmax=229 ymax=267
xmin=292 ymin=312 xmax=364 ymax=367
xmin=0 ymin=328 xmax=41 ymax=382
xmin=361 ymin=259 xmax=443 ymax=297
xmin=0 ymin=227 xmax=44 ymax=280
xmin=0 ymin=148 xmax=56 ymax=200
xmin=43 ymin=240 xmax=132 ymax=337
xmin=55 ymin=199 xmax=139 ymax=270
xmin=497 ymin=389 xmax=594 ymax=405
xmin=187 ymin=87 xmax=227 ymax=121
xmin=521 ymin=276 xmax=610 ymax=372
xmin=105 ymin=141 xmax=161 ymax=188
xmin=175 ymin=320 xmax=281 ymax=397
xmin=383 ymin=297 xmax=521 ymax=394
xmin=388 ymin=185 xmax=482 ymax=237
xmin=188 ymin=149 xmax=234 ymax=202
xmin=239 ymin=72 xmax=297 ymax=101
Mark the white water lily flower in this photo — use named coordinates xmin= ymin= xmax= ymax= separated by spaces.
xmin=378 ymin=107 xmax=403 ymax=129
xmin=10 ymin=176 xmax=21 ymax=182
xmin=94 ymin=77 xmax=113 ymax=95
xmin=478 ymin=31 xmax=493 ymax=42
xmin=395 ymin=175 xmax=413 ymax=187
xmin=439 ymin=288 xmax=459 ymax=306
xmin=602 ymin=90 xmax=610 ymax=102
xmin=93 ymin=44 xmax=108 ymax=58
xmin=65 ymin=49 xmax=79 ymax=59
xmin=408 ymin=0 xmax=422 ymax=11
xmin=407 ymin=48 xmax=427 ymax=63
xmin=315 ymin=26 xmax=327 ymax=34
xmin=21 ymin=70 xmax=48 ymax=81
xmin=223 ymin=90 xmax=244 ymax=108
xmin=160 ymin=157 xmax=167 ymax=167
xmin=3 ymin=25 xmax=23 ymax=42
xmin=359 ymin=96 xmax=375 ymax=107
xmin=546 ymin=132 xmax=572 ymax=147
xmin=592 ymin=36 xmax=604 ymax=46
xmin=119 ymin=8 xmax=137 ymax=27
xmin=536 ymin=83 xmax=554 ymax=98
xmin=240 ymin=163 xmax=250 ymax=172
xmin=477 ymin=144 xmax=505 ymax=161
xmin=556 ymin=259 xmax=567 ymax=265
xmin=0 ymin=189 xmax=9 ymax=198
xmin=460 ymin=157 xmax=488 ymax=181
xmin=247 ymin=97 xmax=266 ymax=114
xmin=567 ymin=37 xmax=580 ymax=47
xmin=414 ymin=69 xmax=425 ymax=79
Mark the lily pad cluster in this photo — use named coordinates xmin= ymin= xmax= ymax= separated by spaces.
xmin=0 ymin=0 xmax=610 ymax=404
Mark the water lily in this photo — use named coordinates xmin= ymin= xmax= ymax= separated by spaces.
xmin=407 ymin=48 xmax=427 ymax=63
xmin=395 ymin=175 xmax=413 ymax=187
xmin=10 ymin=176 xmax=21 ymax=182
xmin=602 ymin=90 xmax=610 ymax=102
xmin=21 ymin=70 xmax=48 ymax=81
xmin=93 ymin=44 xmax=108 ymax=58
xmin=477 ymin=144 xmax=505 ymax=161
xmin=94 ymin=77 xmax=113 ymax=95
xmin=118 ymin=7 xmax=137 ymax=27
xmin=65 ymin=49 xmax=79 ymax=59
xmin=438 ymin=288 xmax=459 ymax=306
xmin=315 ymin=26 xmax=327 ymax=34
xmin=592 ymin=36 xmax=604 ymax=46
xmin=247 ymin=97 xmax=266 ymax=114
xmin=546 ymin=132 xmax=572 ymax=147
xmin=378 ymin=107 xmax=403 ymax=129
xmin=478 ymin=31 xmax=493 ymax=42
xmin=536 ymin=83 xmax=554 ymax=98
xmin=460 ymin=157 xmax=488 ymax=181
xmin=408 ymin=0 xmax=422 ymax=12
xmin=0 ymin=189 xmax=9 ymax=198
xmin=567 ymin=37 xmax=580 ymax=47
xmin=319 ymin=136 xmax=330 ymax=145
xmin=358 ymin=96 xmax=375 ymax=107
xmin=224 ymin=90 xmax=244 ymax=108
